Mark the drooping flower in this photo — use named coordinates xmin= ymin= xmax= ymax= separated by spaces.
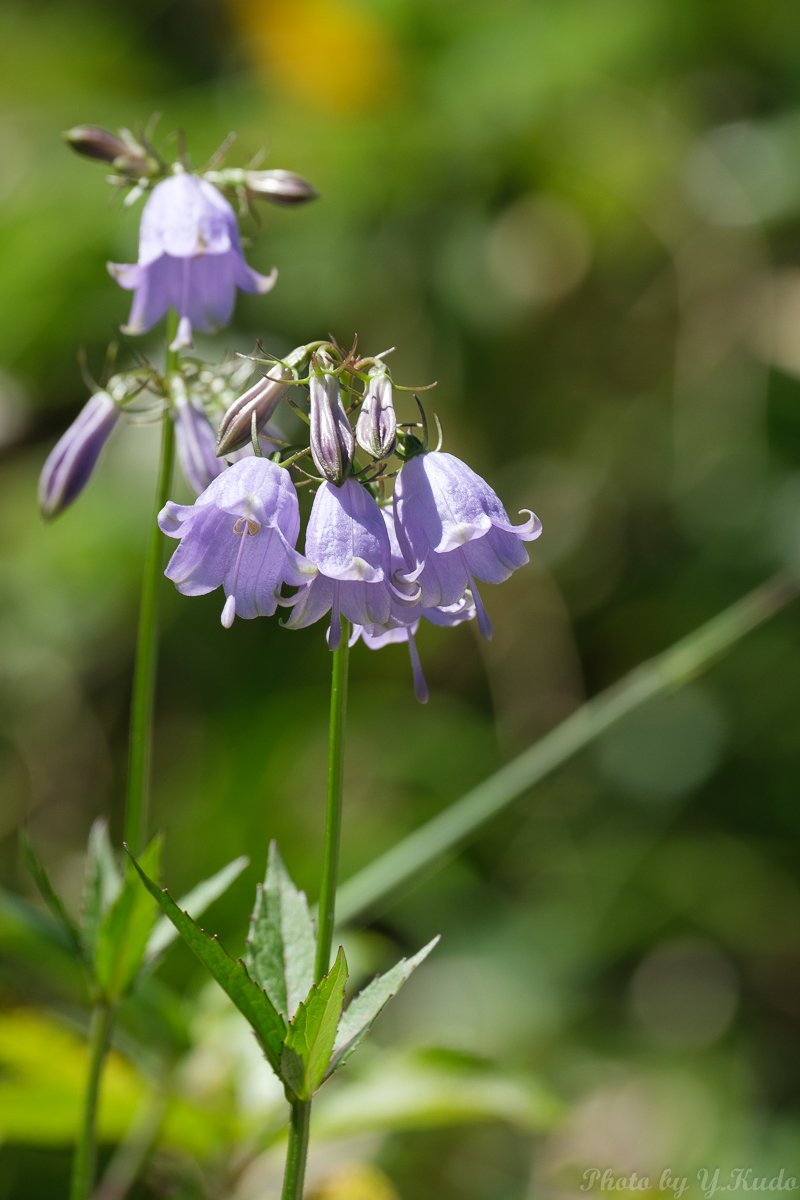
xmin=308 ymin=353 xmax=355 ymax=485
xmin=284 ymin=479 xmax=417 ymax=649
xmin=158 ymin=458 xmax=311 ymax=627
xmin=355 ymin=365 xmax=396 ymax=461
xmin=171 ymin=382 xmax=225 ymax=496
xmin=393 ymin=450 xmax=542 ymax=638
xmin=39 ymin=390 xmax=120 ymax=519
xmin=108 ymin=171 xmax=277 ymax=350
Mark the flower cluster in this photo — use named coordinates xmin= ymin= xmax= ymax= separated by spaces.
xmin=158 ymin=344 xmax=542 ymax=700
xmin=40 ymin=129 xmax=315 ymax=519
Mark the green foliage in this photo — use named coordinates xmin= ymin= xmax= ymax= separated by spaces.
xmin=94 ymin=836 xmax=161 ymax=999
xmin=245 ymin=841 xmax=316 ymax=1019
xmin=20 ymin=829 xmax=85 ymax=961
xmin=328 ymin=937 xmax=440 ymax=1074
xmin=81 ymin=819 xmax=123 ymax=955
xmin=127 ymin=851 xmax=287 ymax=1072
xmin=146 ymin=854 xmax=249 ymax=963
xmin=282 ymin=946 xmax=348 ymax=1101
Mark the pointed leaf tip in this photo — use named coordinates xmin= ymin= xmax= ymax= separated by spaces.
xmin=327 ymin=936 xmax=439 ymax=1076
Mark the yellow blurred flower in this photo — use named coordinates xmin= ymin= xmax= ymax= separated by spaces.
xmin=231 ymin=0 xmax=399 ymax=113
xmin=309 ymin=1161 xmax=400 ymax=1200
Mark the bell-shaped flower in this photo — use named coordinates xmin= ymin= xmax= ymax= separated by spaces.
xmin=309 ymin=354 xmax=355 ymax=485
xmin=158 ymin=457 xmax=311 ymax=627
xmin=171 ymin=378 xmax=224 ymax=496
xmin=108 ymin=171 xmax=276 ymax=350
xmin=393 ymin=450 xmax=542 ymax=638
xmin=39 ymin=390 xmax=120 ymax=519
xmin=284 ymin=479 xmax=416 ymax=649
xmin=355 ymin=365 xmax=397 ymax=461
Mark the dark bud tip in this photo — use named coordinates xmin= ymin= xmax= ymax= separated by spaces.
xmin=63 ymin=125 xmax=131 ymax=163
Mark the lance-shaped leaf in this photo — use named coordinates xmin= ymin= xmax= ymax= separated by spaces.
xmin=146 ymin=855 xmax=249 ymax=964
xmin=127 ymin=850 xmax=286 ymax=1073
xmin=327 ymin=937 xmax=439 ymax=1076
xmin=20 ymin=830 xmax=85 ymax=962
xmin=245 ymin=842 xmax=315 ymax=1018
xmin=94 ymin=836 xmax=162 ymax=999
xmin=82 ymin=819 xmax=122 ymax=954
xmin=281 ymin=946 xmax=348 ymax=1101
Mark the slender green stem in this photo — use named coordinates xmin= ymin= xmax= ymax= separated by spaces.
xmin=280 ymin=1099 xmax=312 ymax=1200
xmin=280 ymin=618 xmax=350 ymax=1200
xmin=315 ymin=620 xmax=350 ymax=982
xmin=70 ymin=1002 xmax=115 ymax=1200
xmin=124 ymin=312 xmax=179 ymax=854
xmin=335 ymin=572 xmax=798 ymax=925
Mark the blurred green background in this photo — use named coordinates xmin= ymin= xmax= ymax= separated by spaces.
xmin=2 ymin=1 xmax=800 ymax=1197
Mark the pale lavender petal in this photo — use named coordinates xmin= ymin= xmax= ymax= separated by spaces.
xmin=173 ymin=396 xmax=225 ymax=495
xmin=305 ymin=480 xmax=389 ymax=582
xmin=38 ymin=391 xmax=119 ymax=519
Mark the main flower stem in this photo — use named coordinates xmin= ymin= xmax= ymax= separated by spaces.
xmin=281 ymin=619 xmax=350 ymax=1200
xmin=124 ymin=313 xmax=178 ymax=854
xmin=70 ymin=1002 xmax=115 ymax=1200
xmin=316 ymin=621 xmax=350 ymax=981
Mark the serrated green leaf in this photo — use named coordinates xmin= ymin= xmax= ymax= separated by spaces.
xmin=245 ymin=842 xmax=315 ymax=1019
xmin=146 ymin=855 xmax=249 ymax=964
xmin=281 ymin=946 xmax=348 ymax=1101
xmin=82 ymin=819 xmax=122 ymax=953
xmin=327 ymin=936 xmax=439 ymax=1076
xmin=20 ymin=830 xmax=85 ymax=962
xmin=94 ymin=837 xmax=162 ymax=999
xmin=127 ymin=849 xmax=286 ymax=1073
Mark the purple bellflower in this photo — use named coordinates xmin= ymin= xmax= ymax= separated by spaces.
xmin=171 ymin=383 xmax=225 ymax=496
xmin=350 ymin=505 xmax=476 ymax=702
xmin=284 ymin=479 xmax=417 ymax=649
xmin=108 ymin=171 xmax=277 ymax=351
xmin=39 ymin=390 xmax=120 ymax=519
xmin=158 ymin=457 xmax=311 ymax=627
xmin=393 ymin=450 xmax=542 ymax=639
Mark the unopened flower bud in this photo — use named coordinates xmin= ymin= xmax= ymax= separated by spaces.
xmin=244 ymin=169 xmax=318 ymax=206
xmin=171 ymin=380 xmax=225 ymax=495
xmin=63 ymin=125 xmax=153 ymax=175
xmin=309 ymin=354 xmax=355 ymax=485
xmin=356 ymin=366 xmax=397 ymax=460
xmin=216 ymin=345 xmax=310 ymax=456
xmin=39 ymin=391 xmax=120 ymax=520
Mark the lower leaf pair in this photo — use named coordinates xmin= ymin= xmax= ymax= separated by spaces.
xmin=128 ymin=841 xmax=437 ymax=1101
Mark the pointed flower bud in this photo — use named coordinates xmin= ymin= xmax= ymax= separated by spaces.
xmin=216 ymin=345 xmax=311 ymax=456
xmin=356 ymin=365 xmax=397 ymax=460
xmin=244 ymin=169 xmax=318 ymax=206
xmin=63 ymin=125 xmax=153 ymax=175
xmin=309 ymin=353 xmax=355 ymax=485
xmin=171 ymin=379 xmax=225 ymax=495
xmin=38 ymin=391 xmax=120 ymax=520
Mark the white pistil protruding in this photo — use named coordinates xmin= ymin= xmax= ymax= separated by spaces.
xmin=220 ymin=515 xmax=260 ymax=628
